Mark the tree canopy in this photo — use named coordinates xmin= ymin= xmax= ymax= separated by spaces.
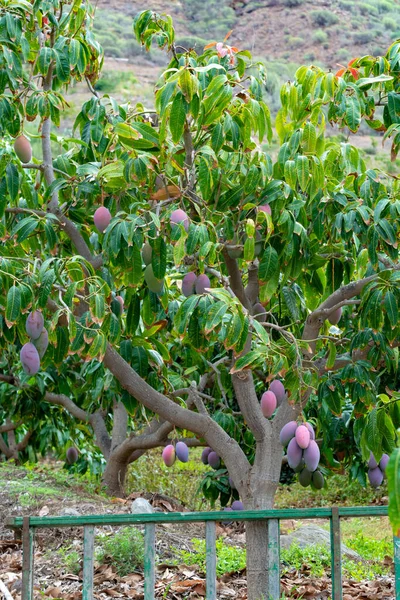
xmin=0 ymin=1 xmax=400 ymax=593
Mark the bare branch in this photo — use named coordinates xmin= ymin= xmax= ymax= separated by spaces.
xmin=16 ymin=430 xmax=33 ymax=452
xmin=245 ymin=262 xmax=259 ymax=305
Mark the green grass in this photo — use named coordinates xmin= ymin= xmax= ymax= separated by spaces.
xmin=172 ymin=537 xmax=246 ymax=576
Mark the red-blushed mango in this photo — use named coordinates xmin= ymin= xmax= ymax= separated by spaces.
xmin=201 ymin=447 xmax=212 ymax=464
xmin=253 ymin=302 xmax=267 ymax=323
xmin=368 ymin=466 xmax=383 ymax=488
xmin=260 ymin=391 xmax=277 ymax=418
xmin=66 ymin=447 xmax=79 ymax=464
xmin=162 ymin=444 xmax=176 ymax=467
xmin=33 ymin=327 xmax=49 ymax=359
xmin=368 ymin=452 xmax=378 ymax=469
xmin=304 ymin=440 xmax=320 ymax=472
xmin=170 ymin=209 xmax=190 ymax=232
xmin=115 ymin=296 xmax=124 ymax=311
xmin=312 ymin=470 xmax=324 ymax=489
xmin=142 ymin=242 xmax=152 ymax=265
xmin=269 ymin=379 xmax=285 ymax=404
xmin=258 ymin=203 xmax=271 ymax=215
xmin=94 ymin=207 xmax=111 ymax=233
xmin=279 ymin=421 xmax=298 ymax=446
xmin=287 ymin=438 xmax=303 ymax=470
xmin=26 ymin=311 xmax=44 ymax=340
xmin=144 ymin=264 xmax=164 ymax=294
xmin=231 ymin=500 xmax=244 ymax=510
xmin=20 ymin=342 xmax=40 ymax=375
xmin=305 ymin=422 xmax=315 ymax=440
xmin=175 ymin=441 xmax=189 ymax=463
xmin=295 ymin=425 xmax=310 ymax=449
xmin=328 ymin=307 xmax=342 ymax=325
xmin=208 ymin=451 xmax=220 ymax=469
xmin=195 ymin=274 xmax=211 ymax=294
xmin=379 ymin=454 xmax=390 ymax=472
xmin=182 ymin=272 xmax=197 ymax=297
xmin=299 ymin=468 xmax=312 ymax=487
xmin=14 ymin=135 xmax=32 ymax=163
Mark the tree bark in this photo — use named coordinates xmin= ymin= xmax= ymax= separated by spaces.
xmin=102 ymin=454 xmax=129 ymax=497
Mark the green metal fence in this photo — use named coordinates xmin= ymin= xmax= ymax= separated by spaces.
xmin=6 ymin=506 xmax=400 ymax=600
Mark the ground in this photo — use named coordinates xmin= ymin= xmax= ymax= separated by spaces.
xmin=0 ymin=461 xmax=396 ymax=599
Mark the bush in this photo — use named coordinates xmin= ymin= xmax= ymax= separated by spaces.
xmin=287 ymin=36 xmax=304 ymax=49
xmin=310 ymin=10 xmax=339 ymax=27
xmin=94 ymin=71 xmax=137 ymax=93
xmin=312 ymin=30 xmax=328 ymax=44
xmin=282 ymin=0 xmax=304 ymax=6
xmin=181 ymin=0 xmax=236 ymax=39
xmin=96 ymin=527 xmax=144 ymax=576
xmin=353 ymin=32 xmax=372 ymax=45
xmin=359 ymin=3 xmax=378 ymax=15
xmin=382 ymin=16 xmax=397 ymax=30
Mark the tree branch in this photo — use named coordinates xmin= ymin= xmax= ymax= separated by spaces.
xmin=16 ymin=430 xmax=33 ymax=452
xmin=222 ymin=248 xmax=251 ymax=309
xmin=246 ymin=262 xmax=259 ymax=305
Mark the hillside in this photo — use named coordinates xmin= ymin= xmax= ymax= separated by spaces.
xmin=94 ymin=0 xmax=400 ymax=69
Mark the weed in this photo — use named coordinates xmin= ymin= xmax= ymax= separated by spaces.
xmin=96 ymin=527 xmax=144 ymax=576
xmin=173 ymin=538 xmax=246 ymax=576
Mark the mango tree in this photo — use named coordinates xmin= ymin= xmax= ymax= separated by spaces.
xmin=0 ymin=2 xmax=400 ymax=597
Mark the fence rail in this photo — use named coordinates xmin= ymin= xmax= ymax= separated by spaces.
xmin=6 ymin=506 xmax=400 ymax=600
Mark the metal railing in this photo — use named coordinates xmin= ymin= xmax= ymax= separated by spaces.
xmin=6 ymin=506 xmax=400 ymax=600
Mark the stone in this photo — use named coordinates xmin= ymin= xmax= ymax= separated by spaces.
xmin=130 ymin=498 xmax=154 ymax=514
xmin=280 ymin=525 xmax=361 ymax=560
xmin=60 ymin=508 xmax=81 ymax=516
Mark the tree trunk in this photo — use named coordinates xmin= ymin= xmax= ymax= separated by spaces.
xmin=243 ymin=427 xmax=283 ymax=600
xmin=102 ymin=454 xmax=129 ymax=497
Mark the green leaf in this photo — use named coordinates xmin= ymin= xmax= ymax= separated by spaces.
xmin=169 ymin=91 xmax=187 ymax=143
xmin=6 ymin=286 xmax=21 ymax=325
xmin=387 ymin=448 xmax=400 ymax=536
xmin=259 ymin=246 xmax=279 ymax=282
xmin=6 ymin=163 xmax=19 ymax=201
xmin=175 ymin=295 xmax=200 ymax=334
xmin=11 ymin=217 xmax=38 ymax=242
xmin=150 ymin=236 xmax=167 ymax=279
xmin=384 ymin=291 xmax=398 ymax=327
xmin=205 ymin=301 xmax=229 ymax=333
xmin=230 ymin=350 xmax=262 ymax=373
xmin=38 ymin=270 xmax=56 ymax=308
xmin=296 ymin=155 xmax=309 ymax=191
xmin=345 ymin=96 xmax=361 ymax=132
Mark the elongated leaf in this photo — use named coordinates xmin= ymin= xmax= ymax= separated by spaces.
xmin=230 ymin=350 xmax=262 ymax=373
xmin=296 ymin=155 xmax=309 ymax=191
xmin=387 ymin=448 xmax=400 ymax=536
xmin=384 ymin=291 xmax=398 ymax=327
xmin=169 ymin=91 xmax=186 ymax=143
xmin=6 ymin=286 xmax=21 ymax=325
xmin=205 ymin=301 xmax=228 ymax=333
xmin=259 ymin=246 xmax=278 ymax=282
xmin=174 ymin=295 xmax=200 ymax=334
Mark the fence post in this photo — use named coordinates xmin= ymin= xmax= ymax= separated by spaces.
xmin=205 ymin=520 xmax=217 ymax=600
xmin=22 ymin=516 xmax=35 ymax=600
xmin=394 ymin=535 xmax=400 ymax=599
xmin=330 ymin=507 xmax=342 ymax=600
xmin=82 ymin=525 xmax=95 ymax=600
xmin=144 ymin=523 xmax=156 ymax=600
xmin=268 ymin=519 xmax=280 ymax=600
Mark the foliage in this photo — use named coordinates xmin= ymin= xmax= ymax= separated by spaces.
xmin=180 ymin=0 xmax=236 ymax=39
xmin=0 ymin=0 xmax=399 ymax=532
xmin=96 ymin=527 xmax=145 ymax=575
xmin=173 ymin=538 xmax=246 ymax=576
xmin=310 ymin=10 xmax=339 ymax=27
xmin=387 ymin=445 xmax=400 ymax=536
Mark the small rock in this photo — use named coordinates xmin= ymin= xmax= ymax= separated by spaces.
xmin=60 ymin=508 xmax=81 ymax=516
xmin=280 ymin=525 xmax=361 ymax=560
xmin=130 ymin=498 xmax=154 ymax=514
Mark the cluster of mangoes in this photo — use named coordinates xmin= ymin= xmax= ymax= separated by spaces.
xmin=280 ymin=421 xmax=324 ymax=489
xmin=162 ymin=441 xmax=190 ymax=466
xmin=20 ymin=311 xmax=49 ymax=376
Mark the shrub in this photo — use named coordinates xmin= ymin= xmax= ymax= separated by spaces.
xmin=94 ymin=71 xmax=137 ymax=93
xmin=282 ymin=0 xmax=304 ymax=6
xmin=353 ymin=32 xmax=372 ymax=45
xmin=312 ymin=30 xmax=328 ymax=44
xmin=359 ymin=3 xmax=378 ymax=15
xmin=96 ymin=527 xmax=144 ymax=576
xmin=287 ymin=36 xmax=304 ymax=49
xmin=310 ymin=10 xmax=339 ymax=27
xmin=382 ymin=17 xmax=397 ymax=30
xmin=377 ymin=0 xmax=392 ymax=12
